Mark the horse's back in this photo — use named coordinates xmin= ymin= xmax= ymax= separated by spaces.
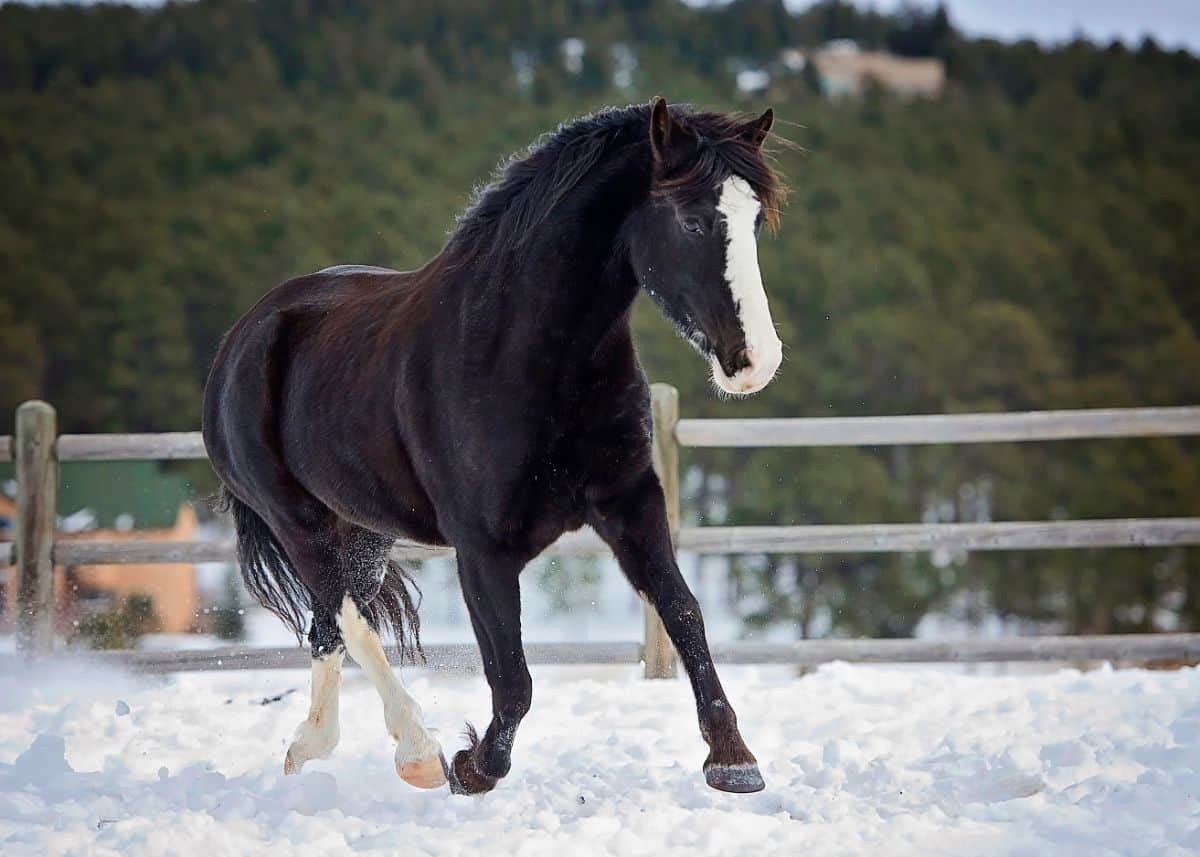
xmin=202 ymin=264 xmax=442 ymax=542
xmin=316 ymin=264 xmax=399 ymax=276
xmin=202 ymin=265 xmax=407 ymax=495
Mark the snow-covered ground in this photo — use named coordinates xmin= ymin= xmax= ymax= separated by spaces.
xmin=2 ymin=661 xmax=1198 ymax=856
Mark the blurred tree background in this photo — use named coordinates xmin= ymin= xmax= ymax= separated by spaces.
xmin=1 ymin=0 xmax=1197 ymax=639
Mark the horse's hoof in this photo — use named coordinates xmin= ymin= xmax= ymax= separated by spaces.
xmin=705 ymin=763 xmax=766 ymax=793
xmin=397 ymin=751 xmax=449 ymax=789
xmin=285 ymin=721 xmax=338 ymax=776
xmin=448 ymin=748 xmax=498 ymax=795
xmin=284 ymin=744 xmax=321 ymax=775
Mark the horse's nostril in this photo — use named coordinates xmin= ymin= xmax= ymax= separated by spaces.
xmin=731 ymin=347 xmax=752 ymax=374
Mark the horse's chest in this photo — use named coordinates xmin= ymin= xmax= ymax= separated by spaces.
xmin=511 ymin=443 xmax=617 ymax=558
xmin=456 ymin=367 xmax=652 ymax=552
xmin=543 ymin=402 xmax=653 ymax=505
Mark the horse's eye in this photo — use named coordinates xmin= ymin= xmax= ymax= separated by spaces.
xmin=683 ymin=219 xmax=704 ymax=235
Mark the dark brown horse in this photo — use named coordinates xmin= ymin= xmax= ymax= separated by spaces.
xmin=202 ymin=98 xmax=785 ymax=795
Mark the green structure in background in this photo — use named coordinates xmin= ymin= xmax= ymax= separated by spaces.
xmin=1 ymin=461 xmax=193 ymax=530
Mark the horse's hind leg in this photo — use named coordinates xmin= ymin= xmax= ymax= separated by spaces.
xmin=337 ymin=594 xmax=446 ymax=788
xmin=312 ymin=526 xmax=444 ymax=789
xmin=274 ymin=519 xmax=443 ymax=787
xmin=284 ymin=605 xmax=345 ymax=774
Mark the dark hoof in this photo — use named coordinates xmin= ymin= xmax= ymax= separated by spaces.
xmin=448 ymin=748 xmax=499 ymax=796
xmin=705 ymin=763 xmax=766 ymax=793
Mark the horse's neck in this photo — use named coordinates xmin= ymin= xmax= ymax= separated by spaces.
xmin=462 ymin=148 xmax=648 ymax=379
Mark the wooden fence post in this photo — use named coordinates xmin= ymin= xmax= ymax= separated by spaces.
xmin=14 ymin=401 xmax=57 ymax=655
xmin=644 ymin=384 xmax=679 ymax=679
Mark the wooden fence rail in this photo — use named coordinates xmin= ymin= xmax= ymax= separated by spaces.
xmin=5 ymin=405 xmax=1197 ymax=463
xmin=2 ymin=394 xmax=1199 ymax=673
xmin=5 ymin=517 xmax=1198 ymax=568
xmin=4 ymin=633 xmax=1198 ymax=676
xmin=676 ymin=406 xmax=1200 ymax=447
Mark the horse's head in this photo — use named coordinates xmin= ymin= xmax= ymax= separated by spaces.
xmin=626 ymin=97 xmax=784 ymax=397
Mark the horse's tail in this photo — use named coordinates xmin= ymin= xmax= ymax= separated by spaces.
xmin=366 ymin=558 xmax=424 ymax=664
xmin=216 ymin=486 xmax=423 ymax=660
xmin=217 ymin=486 xmax=311 ymax=643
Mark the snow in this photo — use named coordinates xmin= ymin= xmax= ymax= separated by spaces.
xmin=2 ymin=662 xmax=1199 ymax=856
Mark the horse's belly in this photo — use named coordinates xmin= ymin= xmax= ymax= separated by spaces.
xmin=281 ymin=426 xmax=447 ymax=547
xmin=318 ymin=482 xmax=447 ymax=548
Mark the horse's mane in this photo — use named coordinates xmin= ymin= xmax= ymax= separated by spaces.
xmin=436 ymin=102 xmax=786 ymax=272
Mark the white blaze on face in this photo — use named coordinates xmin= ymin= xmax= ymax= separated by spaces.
xmin=713 ymin=175 xmax=783 ymax=395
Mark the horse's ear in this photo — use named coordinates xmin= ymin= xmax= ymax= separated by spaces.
xmin=649 ymin=96 xmax=674 ymax=155
xmin=649 ymin=96 xmax=696 ymax=175
xmin=740 ymin=108 xmax=774 ymax=149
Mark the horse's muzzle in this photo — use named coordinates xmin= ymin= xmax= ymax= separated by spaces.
xmin=710 ymin=338 xmax=782 ymax=396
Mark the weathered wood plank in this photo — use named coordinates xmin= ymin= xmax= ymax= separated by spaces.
xmin=39 ymin=530 xmax=605 ymax=565
xmin=8 ymin=517 xmax=1199 ymax=568
xmin=3 ymin=634 xmax=1196 ymax=674
xmin=0 ymin=641 xmax=643 ymax=675
xmin=676 ymin=406 xmax=1200 ymax=447
xmin=14 ymin=402 xmax=57 ymax=655
xmin=53 ymin=538 xmax=240 ymax=565
xmin=56 ymin=431 xmax=208 ymax=461
xmin=19 ymin=405 xmax=1196 ymax=462
xmin=710 ymin=633 xmax=1200 ymax=665
xmin=0 ymin=434 xmax=11 ymax=463
xmin=677 ymin=518 xmax=1200 ymax=554
xmin=41 ymin=536 xmax=556 ymax=565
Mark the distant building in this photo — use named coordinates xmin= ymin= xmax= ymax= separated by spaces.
xmin=792 ymin=41 xmax=945 ymax=99
xmin=1 ymin=462 xmax=200 ymax=636
xmin=54 ymin=503 xmax=199 ymax=634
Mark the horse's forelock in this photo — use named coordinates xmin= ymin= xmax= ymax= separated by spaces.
xmin=654 ymin=111 xmax=787 ymax=232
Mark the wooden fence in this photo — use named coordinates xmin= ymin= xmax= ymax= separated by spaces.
xmin=2 ymin=392 xmax=1199 ymax=676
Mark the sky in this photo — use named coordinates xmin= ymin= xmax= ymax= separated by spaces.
xmin=11 ymin=0 xmax=1200 ymax=55
xmin=825 ymin=1 xmax=1200 ymax=52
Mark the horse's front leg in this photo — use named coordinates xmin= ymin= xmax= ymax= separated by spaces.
xmin=449 ymin=550 xmax=531 ymax=795
xmin=589 ymin=469 xmax=765 ymax=793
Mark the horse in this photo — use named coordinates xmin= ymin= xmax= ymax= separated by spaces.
xmin=202 ymin=97 xmax=785 ymax=795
